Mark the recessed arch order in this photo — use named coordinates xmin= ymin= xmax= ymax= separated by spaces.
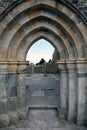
xmin=0 ymin=0 xmax=87 ymax=127
xmin=0 ymin=0 xmax=87 ymax=61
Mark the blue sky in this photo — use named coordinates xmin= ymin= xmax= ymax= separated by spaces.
xmin=26 ymin=39 xmax=55 ymax=64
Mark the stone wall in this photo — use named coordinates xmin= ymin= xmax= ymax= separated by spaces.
xmin=0 ymin=0 xmax=87 ymax=17
xmin=0 ymin=61 xmax=29 ymax=127
xmin=0 ymin=0 xmax=17 ymax=14
xmin=86 ymin=88 xmax=87 ymax=126
xmin=52 ymin=50 xmax=60 ymax=63
xmin=24 ymin=63 xmax=58 ymax=74
xmin=57 ymin=60 xmax=87 ymax=125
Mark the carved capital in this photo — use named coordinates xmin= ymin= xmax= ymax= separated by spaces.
xmin=0 ymin=61 xmax=8 ymax=74
xmin=66 ymin=60 xmax=76 ymax=72
xmin=57 ymin=60 xmax=67 ymax=72
xmin=76 ymin=59 xmax=87 ymax=73
xmin=8 ymin=61 xmax=19 ymax=73
xmin=18 ymin=61 xmax=29 ymax=73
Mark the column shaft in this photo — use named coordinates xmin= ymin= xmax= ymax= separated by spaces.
xmin=7 ymin=61 xmax=20 ymax=124
xmin=18 ymin=73 xmax=28 ymax=119
xmin=77 ymin=73 xmax=86 ymax=125
xmin=76 ymin=63 xmax=87 ymax=125
xmin=59 ymin=72 xmax=68 ymax=112
xmin=58 ymin=62 xmax=68 ymax=119
xmin=0 ymin=63 xmax=10 ymax=127
xmin=85 ymin=87 xmax=87 ymax=126
xmin=7 ymin=73 xmax=19 ymax=124
xmin=67 ymin=72 xmax=77 ymax=122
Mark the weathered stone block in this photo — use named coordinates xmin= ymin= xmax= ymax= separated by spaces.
xmin=7 ymin=74 xmax=17 ymax=85
xmin=8 ymin=62 xmax=18 ymax=73
xmin=7 ymin=73 xmax=18 ymax=97
xmin=7 ymin=85 xmax=17 ymax=97
xmin=8 ymin=111 xmax=19 ymax=124
xmin=8 ymin=97 xmax=18 ymax=111
xmin=58 ymin=108 xmax=66 ymax=120
xmin=18 ymin=107 xmax=28 ymax=120
xmin=0 ymin=98 xmax=8 ymax=114
xmin=18 ymin=96 xmax=26 ymax=108
xmin=0 ymin=114 xmax=10 ymax=127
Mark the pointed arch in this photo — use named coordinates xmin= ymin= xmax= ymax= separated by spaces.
xmin=0 ymin=0 xmax=87 ymax=61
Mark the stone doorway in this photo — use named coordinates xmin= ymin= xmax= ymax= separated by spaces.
xmin=0 ymin=0 xmax=87 ymax=127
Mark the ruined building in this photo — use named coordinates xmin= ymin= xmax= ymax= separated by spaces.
xmin=0 ymin=0 xmax=87 ymax=128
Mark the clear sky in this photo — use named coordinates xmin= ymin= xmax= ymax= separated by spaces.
xmin=26 ymin=39 xmax=55 ymax=64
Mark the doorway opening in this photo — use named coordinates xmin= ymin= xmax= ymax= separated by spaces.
xmin=26 ymin=38 xmax=60 ymax=74
xmin=26 ymin=39 xmax=55 ymax=64
xmin=25 ymin=39 xmax=60 ymax=109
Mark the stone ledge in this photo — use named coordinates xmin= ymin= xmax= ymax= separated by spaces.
xmin=57 ymin=59 xmax=87 ymax=64
xmin=57 ymin=59 xmax=87 ymax=72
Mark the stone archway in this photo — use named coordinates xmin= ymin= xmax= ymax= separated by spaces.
xmin=25 ymin=38 xmax=60 ymax=109
xmin=0 ymin=0 xmax=87 ymax=127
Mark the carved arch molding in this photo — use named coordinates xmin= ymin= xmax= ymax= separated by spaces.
xmin=0 ymin=0 xmax=87 ymax=127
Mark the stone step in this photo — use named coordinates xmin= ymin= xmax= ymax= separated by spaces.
xmin=15 ymin=126 xmax=83 ymax=130
xmin=1 ymin=108 xmax=87 ymax=130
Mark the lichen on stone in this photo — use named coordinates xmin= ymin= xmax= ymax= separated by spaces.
xmin=0 ymin=0 xmax=17 ymax=14
xmin=0 ymin=0 xmax=87 ymax=18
